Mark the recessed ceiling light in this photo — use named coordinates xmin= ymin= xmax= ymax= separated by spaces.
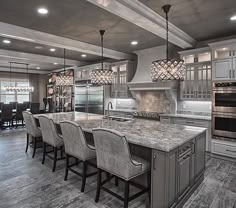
xmin=131 ymin=41 xmax=138 ymax=45
xmin=35 ymin=46 xmax=43 ymax=49
xmin=230 ymin=15 xmax=236 ymax=21
xmin=36 ymin=67 xmax=40 ymax=69
xmin=81 ymin=54 xmax=87 ymax=58
xmin=53 ymin=62 xmax=58 ymax=65
xmin=37 ymin=8 xmax=48 ymax=15
xmin=222 ymin=48 xmax=228 ymax=51
xmin=50 ymin=48 xmax=56 ymax=52
xmin=3 ymin=39 xmax=11 ymax=44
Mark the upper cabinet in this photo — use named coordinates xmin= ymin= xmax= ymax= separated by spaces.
xmin=209 ymin=40 xmax=236 ymax=81
xmin=75 ymin=63 xmax=111 ymax=81
xmin=110 ymin=60 xmax=135 ymax=98
xmin=179 ymin=48 xmax=212 ymax=101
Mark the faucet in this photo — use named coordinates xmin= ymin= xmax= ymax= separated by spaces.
xmin=107 ymin=102 xmax=113 ymax=117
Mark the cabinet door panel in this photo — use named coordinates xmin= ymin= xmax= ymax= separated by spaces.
xmin=178 ymin=154 xmax=191 ymax=198
xmin=212 ymin=59 xmax=232 ymax=80
xmin=195 ymin=133 xmax=206 ymax=180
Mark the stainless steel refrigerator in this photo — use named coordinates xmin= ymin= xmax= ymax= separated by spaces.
xmin=74 ymin=81 xmax=104 ymax=114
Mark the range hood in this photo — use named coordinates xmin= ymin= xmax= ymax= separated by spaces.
xmin=127 ymin=46 xmax=180 ymax=114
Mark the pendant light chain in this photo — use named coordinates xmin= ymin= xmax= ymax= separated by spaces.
xmin=166 ymin=8 xmax=169 ymax=60
xmin=101 ymin=31 xmax=104 ymax=70
xmin=64 ymin=48 xmax=66 ymax=74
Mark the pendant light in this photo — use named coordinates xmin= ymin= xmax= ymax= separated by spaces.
xmin=90 ymin=30 xmax=113 ymax=85
xmin=56 ymin=48 xmax=74 ymax=86
xmin=151 ymin=4 xmax=186 ymax=81
xmin=4 ymin=62 xmax=34 ymax=92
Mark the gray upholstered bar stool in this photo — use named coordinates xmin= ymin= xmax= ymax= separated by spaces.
xmin=60 ymin=121 xmax=97 ymax=192
xmin=93 ymin=128 xmax=151 ymax=208
xmin=38 ymin=115 xmax=64 ymax=172
xmin=22 ymin=111 xmax=42 ymax=158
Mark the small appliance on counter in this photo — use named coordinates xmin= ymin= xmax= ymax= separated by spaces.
xmin=133 ymin=111 xmax=160 ymax=120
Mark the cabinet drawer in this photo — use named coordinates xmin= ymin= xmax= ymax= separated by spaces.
xmin=174 ymin=118 xmax=208 ymax=127
xmin=212 ymin=142 xmax=236 ymax=158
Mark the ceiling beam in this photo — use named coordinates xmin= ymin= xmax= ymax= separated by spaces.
xmin=0 ymin=49 xmax=86 ymax=66
xmin=0 ymin=22 xmax=133 ymax=60
xmin=86 ymin=0 xmax=195 ymax=49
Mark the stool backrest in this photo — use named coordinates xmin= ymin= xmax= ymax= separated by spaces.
xmin=22 ymin=111 xmax=41 ymax=137
xmin=93 ymin=128 xmax=134 ymax=178
xmin=38 ymin=115 xmax=61 ymax=147
xmin=9 ymin=102 xmax=17 ymax=109
xmin=60 ymin=121 xmax=94 ymax=160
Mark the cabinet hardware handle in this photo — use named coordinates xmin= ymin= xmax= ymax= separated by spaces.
xmin=229 ymin=51 xmax=232 ymax=56
xmin=153 ymin=155 xmax=156 ymax=170
xmin=229 ymin=70 xmax=232 ymax=78
xmin=233 ymin=50 xmax=235 ymax=56
xmin=226 ymin=149 xmax=236 ymax=153
xmin=233 ymin=70 xmax=235 ymax=79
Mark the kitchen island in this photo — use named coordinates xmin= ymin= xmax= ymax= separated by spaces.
xmin=34 ymin=112 xmax=207 ymax=208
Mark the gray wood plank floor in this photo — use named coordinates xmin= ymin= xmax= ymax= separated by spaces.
xmin=0 ymin=128 xmax=236 ymax=208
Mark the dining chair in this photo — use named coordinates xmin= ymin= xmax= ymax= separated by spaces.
xmin=23 ymin=101 xmax=31 ymax=109
xmin=60 ymin=121 xmax=97 ymax=192
xmin=38 ymin=115 xmax=64 ymax=172
xmin=93 ymin=128 xmax=151 ymax=208
xmin=0 ymin=104 xmax=13 ymax=129
xmin=14 ymin=103 xmax=27 ymax=127
xmin=9 ymin=102 xmax=17 ymax=110
xmin=22 ymin=111 xmax=42 ymax=158
xmin=30 ymin=103 xmax=40 ymax=114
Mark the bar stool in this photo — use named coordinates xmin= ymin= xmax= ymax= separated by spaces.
xmin=60 ymin=121 xmax=97 ymax=192
xmin=92 ymin=128 xmax=151 ymax=208
xmin=22 ymin=111 xmax=42 ymax=158
xmin=38 ymin=116 xmax=64 ymax=172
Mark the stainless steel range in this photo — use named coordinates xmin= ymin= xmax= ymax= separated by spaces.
xmin=212 ymin=82 xmax=236 ymax=139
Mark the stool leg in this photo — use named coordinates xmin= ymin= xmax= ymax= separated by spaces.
xmin=52 ymin=147 xmax=57 ymax=172
xmin=25 ymin=133 xmax=29 ymax=153
xmin=124 ymin=181 xmax=129 ymax=208
xmin=32 ymin=137 xmax=37 ymax=158
xmin=64 ymin=154 xmax=69 ymax=181
xmin=60 ymin=146 xmax=63 ymax=158
xmin=147 ymin=171 xmax=151 ymax=202
xmin=95 ymin=169 xmax=102 ymax=203
xmin=81 ymin=161 xmax=87 ymax=192
xmin=42 ymin=142 xmax=46 ymax=164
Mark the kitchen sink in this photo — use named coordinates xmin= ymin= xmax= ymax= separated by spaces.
xmin=104 ymin=115 xmax=132 ymax=122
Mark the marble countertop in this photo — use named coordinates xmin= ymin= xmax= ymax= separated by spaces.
xmin=34 ymin=112 xmax=206 ymax=152
xmin=160 ymin=113 xmax=211 ymax=121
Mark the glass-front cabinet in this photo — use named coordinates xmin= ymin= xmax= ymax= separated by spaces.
xmin=110 ymin=60 xmax=135 ymax=98
xmin=180 ymin=48 xmax=212 ymax=100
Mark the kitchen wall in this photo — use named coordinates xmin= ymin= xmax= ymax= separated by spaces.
xmin=177 ymin=101 xmax=212 ymax=115
xmin=104 ymin=97 xmax=137 ymax=111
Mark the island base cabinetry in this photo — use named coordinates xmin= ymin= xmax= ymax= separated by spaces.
xmin=151 ymin=132 xmax=206 ymax=208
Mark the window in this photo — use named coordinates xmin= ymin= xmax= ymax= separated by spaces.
xmin=0 ymin=79 xmax=30 ymax=103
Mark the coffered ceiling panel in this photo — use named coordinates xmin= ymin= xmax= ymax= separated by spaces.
xmin=139 ymin=0 xmax=236 ymax=41
xmin=0 ymin=0 xmax=165 ymax=53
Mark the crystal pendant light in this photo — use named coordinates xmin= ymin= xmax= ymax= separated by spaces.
xmin=56 ymin=49 xmax=74 ymax=86
xmin=90 ymin=30 xmax=113 ymax=85
xmin=151 ymin=5 xmax=186 ymax=81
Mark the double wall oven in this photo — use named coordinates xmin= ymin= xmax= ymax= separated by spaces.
xmin=212 ymin=82 xmax=236 ymax=139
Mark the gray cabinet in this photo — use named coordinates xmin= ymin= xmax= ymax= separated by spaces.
xmin=151 ymin=132 xmax=206 ymax=208
xmin=180 ymin=49 xmax=212 ymax=101
xmin=110 ymin=61 xmax=135 ymax=98
xmin=212 ymin=59 xmax=232 ymax=81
